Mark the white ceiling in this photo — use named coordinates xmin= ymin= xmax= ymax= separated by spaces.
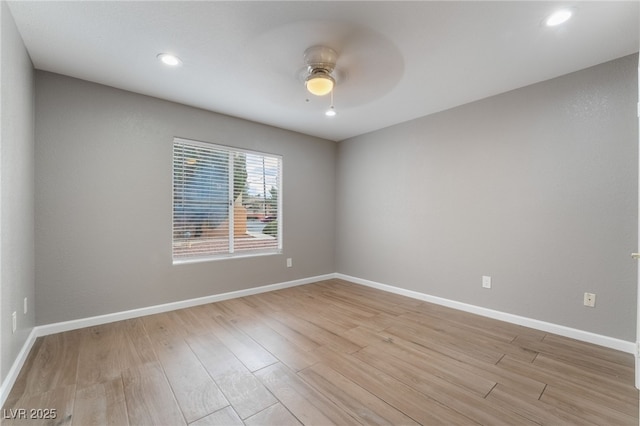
xmin=7 ymin=1 xmax=639 ymax=142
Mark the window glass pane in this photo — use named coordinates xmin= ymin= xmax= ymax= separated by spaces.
xmin=234 ymin=153 xmax=280 ymax=253
xmin=172 ymin=138 xmax=281 ymax=262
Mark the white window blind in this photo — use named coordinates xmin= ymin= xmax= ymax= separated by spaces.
xmin=172 ymin=138 xmax=282 ymax=263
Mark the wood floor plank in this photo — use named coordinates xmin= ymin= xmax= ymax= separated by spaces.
xmin=283 ymin=285 xmax=396 ymax=333
xmin=416 ymin=300 xmax=547 ymax=341
xmin=76 ymin=324 xmax=129 ymax=388
xmin=540 ymin=384 xmax=638 ymax=425
xmin=291 ymin=300 xmax=361 ymax=334
xmin=398 ymin=311 xmax=539 ymax=362
xmin=514 ymin=334 xmax=635 ymax=380
xmin=268 ymin=310 xmax=361 ymax=353
xmin=485 ymin=383 xmax=599 ymax=425
xmin=186 ymin=333 xmax=277 ymax=419
xmin=214 ymin=297 xmax=261 ymax=320
xmin=298 ymin=362 xmax=421 ymax=426
xmin=361 ymin=339 xmax=497 ymax=398
xmin=533 ymin=352 xmax=637 ymax=394
xmin=320 ymin=284 xmax=411 ymax=317
xmin=542 ymin=333 xmax=636 ymax=367
xmin=314 ymin=346 xmax=479 ymax=425
xmin=315 ymin=292 xmax=384 ymax=318
xmin=255 ymin=362 xmax=360 ymax=426
xmin=326 ymin=279 xmax=424 ymax=310
xmin=188 ymin=407 xmax=243 ymax=426
xmin=205 ymin=314 xmax=279 ymax=372
xmin=76 ymin=319 xmax=159 ymax=389
xmin=497 ymin=354 xmax=638 ymax=417
xmin=401 ymin=312 xmax=538 ymax=363
xmin=232 ymin=318 xmax=320 ymax=372
xmin=338 ymin=325 xmax=387 ymax=348
xmin=255 ymin=313 xmax=322 ymax=353
xmin=352 ymin=346 xmax=539 ymax=425
xmin=121 ymin=362 xmax=186 ymax=426
xmin=152 ymin=337 xmax=229 ymax=423
xmin=244 ymin=403 xmax=302 ymax=426
xmin=325 ymin=278 xmax=421 ymax=307
xmin=384 ymin=322 xmax=505 ymax=365
xmin=11 ymin=331 xmax=80 ymax=397
xmin=170 ymin=306 xmax=216 ymax=336
xmin=374 ymin=329 xmax=547 ymax=399
xmin=121 ymin=318 xmax=158 ymax=366
xmin=242 ymin=290 xmax=290 ymax=314
xmin=72 ymin=378 xmax=128 ymax=426
xmin=143 ymin=307 xmax=212 ymax=341
xmin=142 ymin=312 xmax=187 ymax=340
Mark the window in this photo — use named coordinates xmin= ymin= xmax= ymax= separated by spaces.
xmin=172 ymin=138 xmax=282 ymax=263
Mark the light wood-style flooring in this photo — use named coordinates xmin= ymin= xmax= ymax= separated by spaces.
xmin=3 ymin=279 xmax=639 ymax=425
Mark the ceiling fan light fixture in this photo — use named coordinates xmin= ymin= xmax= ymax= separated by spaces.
xmin=305 ymin=70 xmax=335 ymax=96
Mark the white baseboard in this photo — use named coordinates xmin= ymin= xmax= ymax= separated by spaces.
xmin=336 ymin=273 xmax=637 ymax=355
xmin=0 ymin=328 xmax=38 ymax=407
xmin=636 ymin=353 xmax=639 ymax=389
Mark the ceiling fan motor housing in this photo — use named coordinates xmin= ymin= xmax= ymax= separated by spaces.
xmin=304 ymin=46 xmax=338 ymax=74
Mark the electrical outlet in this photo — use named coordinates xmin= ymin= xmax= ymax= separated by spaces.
xmin=12 ymin=312 xmax=17 ymax=333
xmin=286 ymin=258 xmax=292 ymax=268
xmin=24 ymin=297 xmax=28 ymax=314
xmin=584 ymin=292 xmax=596 ymax=307
xmin=482 ymin=275 xmax=491 ymax=289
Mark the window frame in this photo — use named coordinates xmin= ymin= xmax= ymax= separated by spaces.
xmin=172 ymin=137 xmax=283 ymax=264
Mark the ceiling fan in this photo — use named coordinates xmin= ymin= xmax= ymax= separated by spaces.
xmin=302 ymin=45 xmax=340 ymax=116
xmin=240 ymin=19 xmax=403 ymax=115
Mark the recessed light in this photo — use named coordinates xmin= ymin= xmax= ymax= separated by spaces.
xmin=545 ymin=9 xmax=573 ymax=27
xmin=325 ymin=106 xmax=337 ymax=117
xmin=157 ymin=53 xmax=182 ymax=66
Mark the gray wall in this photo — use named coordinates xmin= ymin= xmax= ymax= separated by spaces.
xmin=35 ymin=71 xmax=336 ymax=325
xmin=337 ymin=54 xmax=638 ymax=342
xmin=1 ymin=2 xmax=35 ymax=383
